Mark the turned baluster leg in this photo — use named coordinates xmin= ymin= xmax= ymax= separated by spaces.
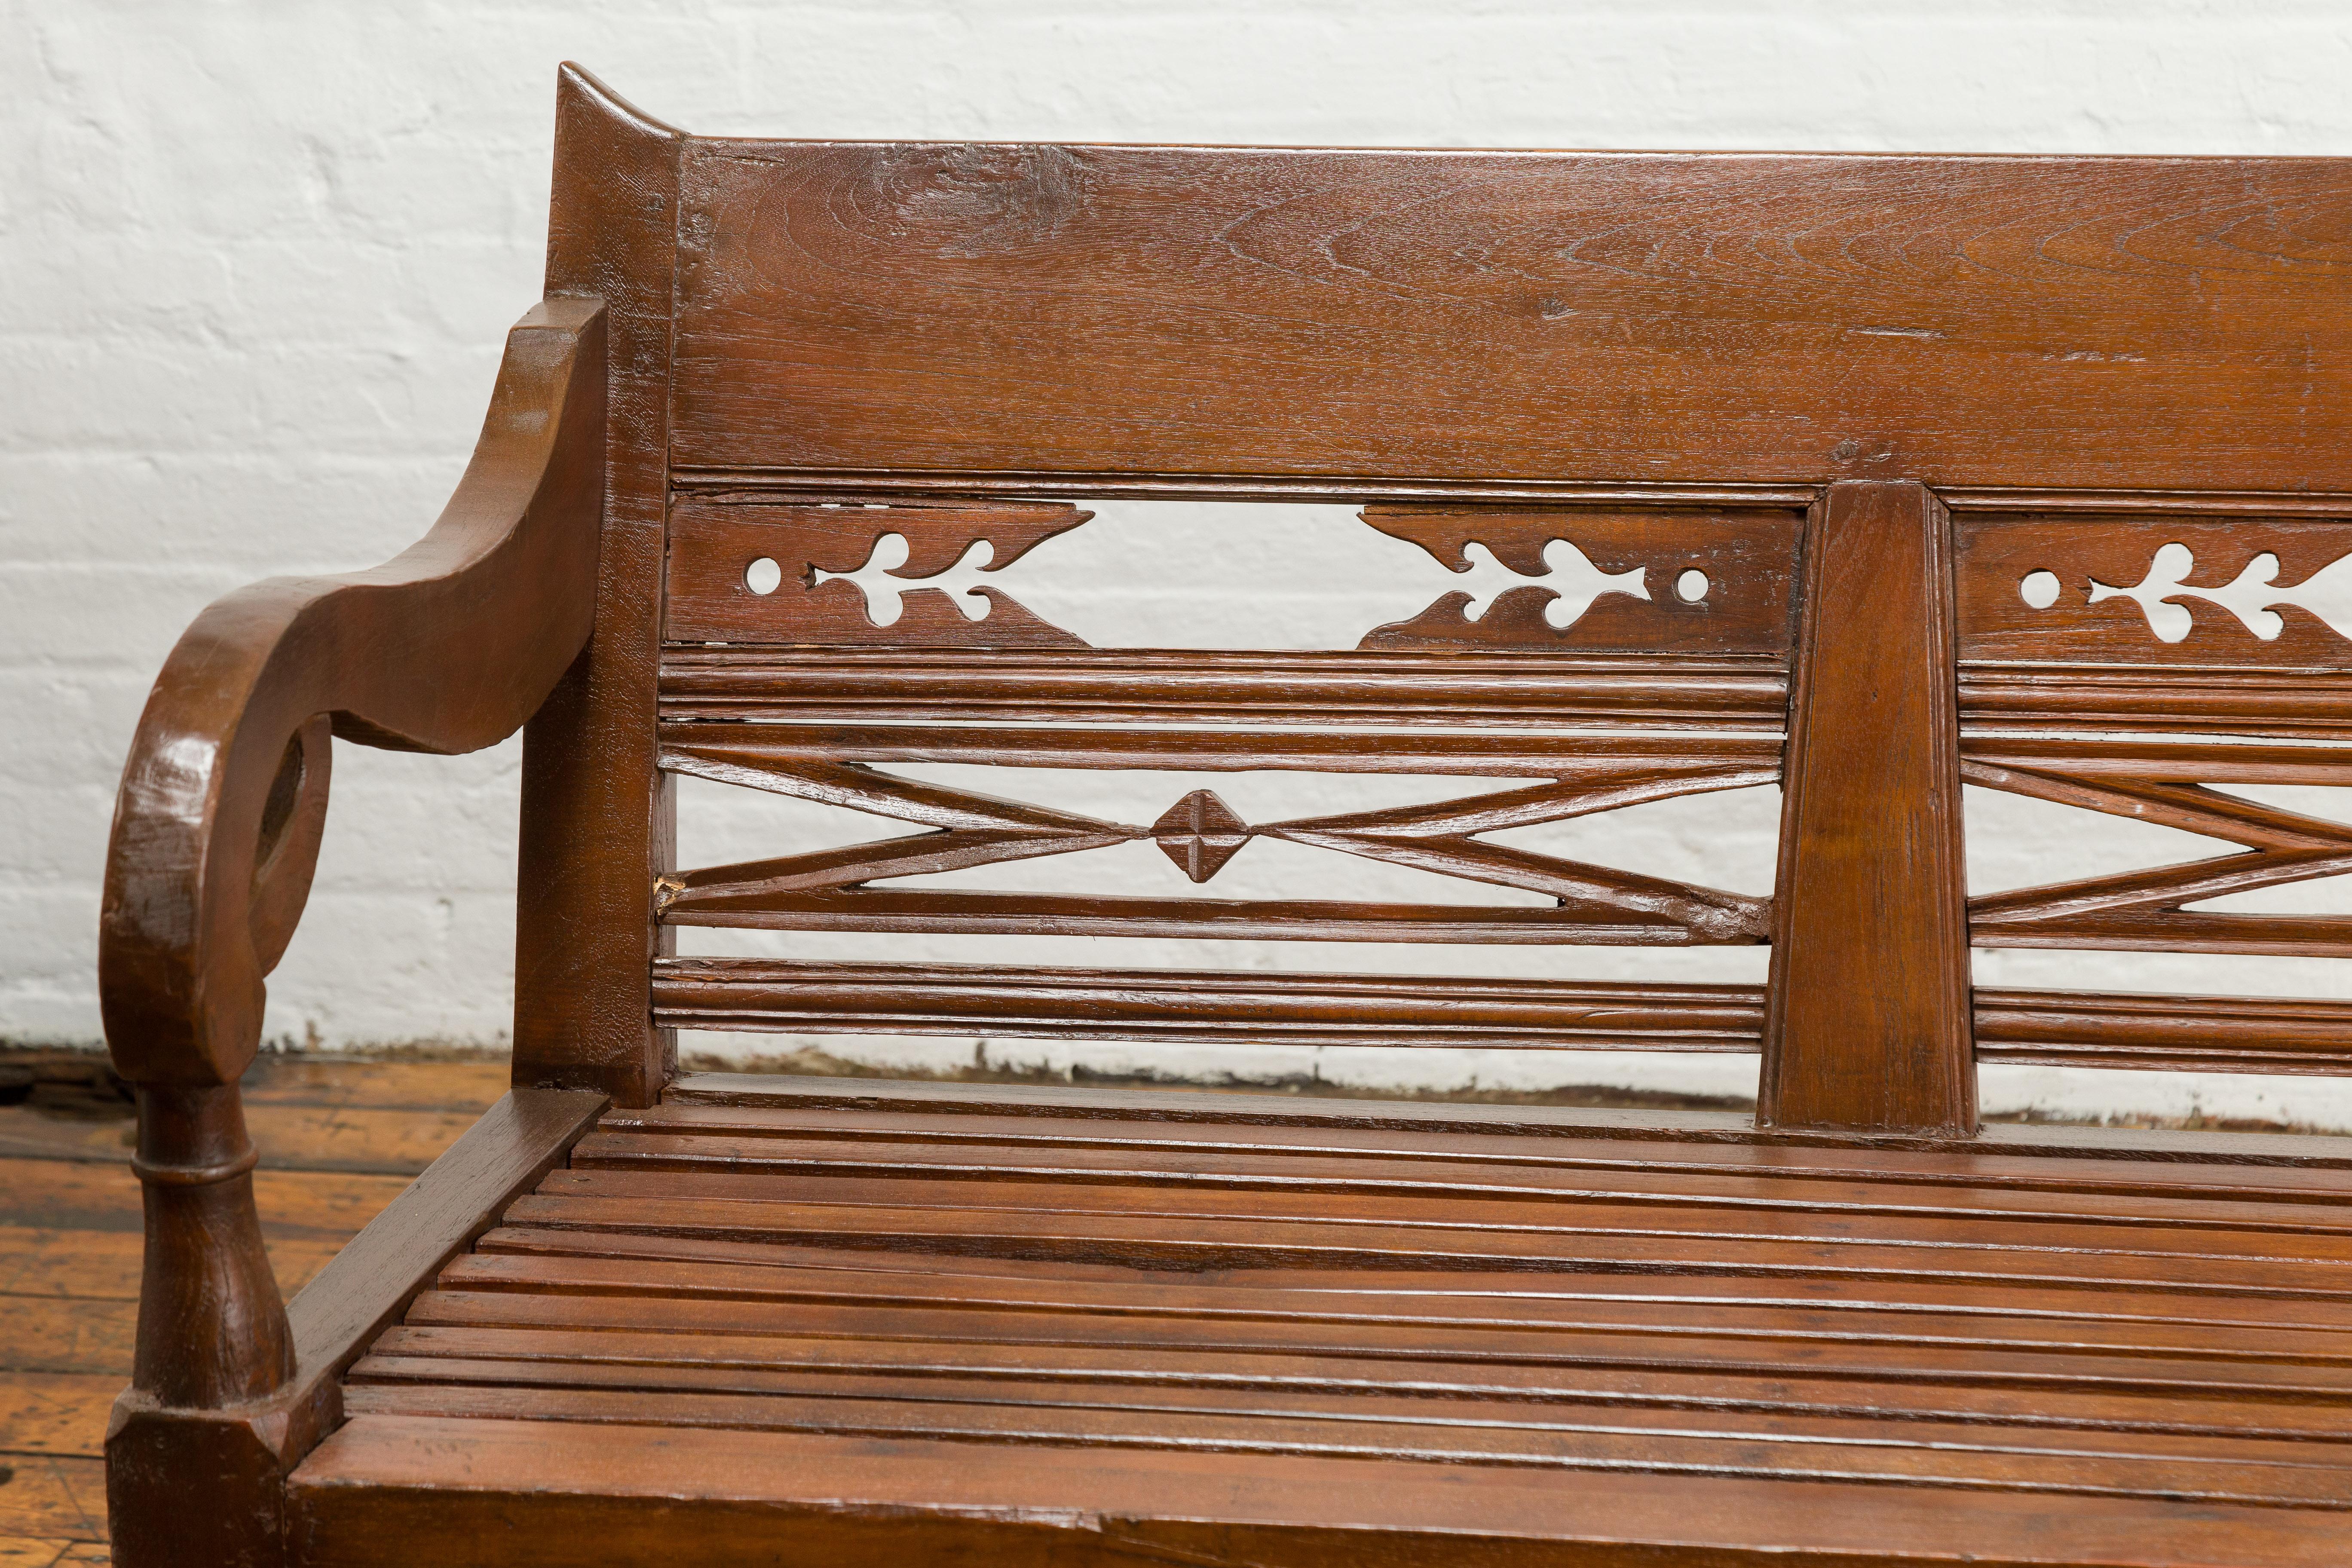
xmin=131 ymin=1084 xmax=293 ymax=1407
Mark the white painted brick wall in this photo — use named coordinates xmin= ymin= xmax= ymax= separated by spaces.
xmin=10 ymin=1 xmax=2352 ymax=1122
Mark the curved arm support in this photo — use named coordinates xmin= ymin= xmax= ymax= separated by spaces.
xmin=98 ymin=297 xmax=606 ymax=1408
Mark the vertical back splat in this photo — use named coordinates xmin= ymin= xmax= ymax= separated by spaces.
xmin=1761 ymin=480 xmax=1974 ymax=1134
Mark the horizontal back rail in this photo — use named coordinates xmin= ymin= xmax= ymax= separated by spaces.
xmin=658 ymin=649 xmax=1791 ymax=728
xmin=658 ymin=722 xmax=1782 ymax=777
xmin=652 ymin=959 xmax=2352 ymax=1078
xmin=670 ymin=144 xmax=2352 ymax=492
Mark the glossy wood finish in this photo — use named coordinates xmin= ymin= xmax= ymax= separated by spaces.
xmin=657 ymin=1072 xmax=2352 ymax=1164
xmin=1357 ymin=504 xmax=1802 ymax=652
xmin=667 ymin=721 xmax=1781 ymax=775
xmin=100 ymin=60 xmax=2352 ymax=1568
xmin=1960 ymin=513 xmax=2352 ymax=668
xmin=0 ymin=1054 xmax=522 ymax=1561
xmin=1762 ymin=482 xmax=1972 ymax=1134
xmin=650 ymin=959 xmax=2352 ymax=1077
xmin=658 ymin=723 xmax=1775 ymax=946
xmin=94 ymin=290 xmax=606 ymax=1530
xmin=288 ymin=1078 xmax=2352 ymax=1564
xmin=666 ymin=146 xmax=2352 ymax=493
xmin=1967 ymin=750 xmax=2352 ymax=957
xmin=512 ymin=66 xmax=681 ymax=1107
xmin=106 ymin=1089 xmax=605 ymax=1568
xmin=286 ymin=1418 xmax=2352 ymax=1568
xmin=1960 ymin=665 xmax=2352 ymax=737
xmin=666 ymin=497 xmax=1091 ymax=645
xmin=101 ymin=299 xmax=604 ymax=1093
xmin=660 ymin=647 xmax=1793 ymax=726
xmin=653 ymin=959 xmax=1769 ymax=1052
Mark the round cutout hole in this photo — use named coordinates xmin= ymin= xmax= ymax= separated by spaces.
xmin=2019 ymin=569 xmax=2061 ymax=609
xmin=1674 ymin=569 xmax=1709 ymax=603
xmin=744 ymin=557 xmax=783 ymax=595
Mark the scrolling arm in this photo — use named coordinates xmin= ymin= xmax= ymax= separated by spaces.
xmin=98 ymin=298 xmax=606 ymax=1409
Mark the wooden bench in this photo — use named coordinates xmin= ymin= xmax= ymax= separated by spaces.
xmin=97 ymin=64 xmax=2352 ymax=1566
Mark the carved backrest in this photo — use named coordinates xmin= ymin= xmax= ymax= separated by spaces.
xmin=519 ymin=67 xmax=2352 ymax=1130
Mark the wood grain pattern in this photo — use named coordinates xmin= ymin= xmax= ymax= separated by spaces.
xmin=652 ymin=959 xmax=1766 ymax=1052
xmin=1960 ymin=664 xmax=2352 ymax=737
xmin=670 ymin=143 xmax=2352 ymax=493
xmin=1961 ymin=514 xmax=2352 ymax=668
xmin=101 ymin=298 xmax=604 ymax=1092
xmin=659 ymin=647 xmax=1792 ymax=728
xmin=278 ymin=1090 xmax=609 ymax=1417
xmin=1964 ymin=744 xmax=2352 ymax=958
xmin=293 ymin=1079 xmax=2352 ymax=1563
xmin=101 ymin=63 xmax=2352 ymax=1568
xmin=105 ymin=1090 xmax=603 ymax=1568
xmin=656 ymin=1072 xmax=2352 ymax=1168
xmin=1761 ymin=482 xmax=1973 ymax=1134
xmin=286 ymin=1415 xmax=2352 ymax=1568
xmin=1 ymin=1054 xmax=516 ymax=1560
xmin=658 ymin=720 xmax=1784 ymax=776
xmin=649 ymin=959 xmax=2352 ymax=1077
xmin=659 ymin=727 xmax=1776 ymax=946
xmin=1358 ymin=504 xmax=1801 ymax=653
xmin=90 ymin=286 xmax=606 ymax=1568
xmin=0 ymin=1459 xmax=106 ymax=1550
xmin=1975 ymin=991 xmax=2352 ymax=1075
xmin=94 ymin=187 xmax=603 ymax=1561
xmin=513 ymin=65 xmax=679 ymax=1107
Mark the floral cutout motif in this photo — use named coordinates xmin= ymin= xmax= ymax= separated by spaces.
xmin=1350 ymin=504 xmax=1792 ymax=655
xmin=1436 ymin=539 xmax=1653 ymax=630
xmin=816 ymin=532 xmax=1011 ymax=628
xmin=2054 ymin=543 xmax=2352 ymax=643
xmin=663 ymin=497 xmax=1093 ymax=648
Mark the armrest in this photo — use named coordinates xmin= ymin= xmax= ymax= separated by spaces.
xmin=103 ymin=297 xmax=607 ymax=1088
xmin=95 ymin=297 xmax=606 ymax=1411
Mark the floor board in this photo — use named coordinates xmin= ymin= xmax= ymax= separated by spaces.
xmin=0 ymin=1052 xmax=504 ymax=1561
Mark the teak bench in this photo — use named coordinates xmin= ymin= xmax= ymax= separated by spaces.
xmin=97 ymin=64 xmax=2352 ymax=1567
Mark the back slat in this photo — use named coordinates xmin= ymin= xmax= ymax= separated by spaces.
xmin=670 ymin=144 xmax=2352 ymax=491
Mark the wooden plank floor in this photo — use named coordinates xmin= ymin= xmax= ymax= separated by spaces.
xmin=0 ymin=1052 xmax=506 ymax=1567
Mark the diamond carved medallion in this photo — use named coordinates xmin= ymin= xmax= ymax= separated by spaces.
xmin=1153 ymin=789 xmax=1251 ymax=883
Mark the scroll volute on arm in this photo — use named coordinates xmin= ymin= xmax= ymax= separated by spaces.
xmin=97 ymin=297 xmax=606 ymax=1406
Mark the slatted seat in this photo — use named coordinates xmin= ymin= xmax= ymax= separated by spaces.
xmin=285 ymin=1080 xmax=2352 ymax=1561
xmin=96 ymin=63 xmax=2352 ymax=1568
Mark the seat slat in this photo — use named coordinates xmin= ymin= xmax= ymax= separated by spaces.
xmin=481 ymin=1192 xmax=2352 ymax=1298
xmin=465 ymin=1224 xmax=2352 ymax=1345
xmin=340 ymin=1084 xmax=2352 ymax=1559
xmin=341 ymin=1353 xmax=2352 ymax=1471
xmin=594 ymin=1099 xmax=2352 ymax=1197
xmin=435 ymin=1248 xmax=2352 ymax=1372
xmin=403 ymin=1286 xmax=2352 ymax=1403
xmin=501 ymin=1187 xmax=2352 ymax=1270
xmin=543 ymin=1159 xmax=2352 ymax=1239
xmin=288 ymin=1415 xmax=2352 ymax=1568
xmin=360 ymin=1324 xmax=2352 ymax=1440
xmin=335 ymin=1379 xmax=2352 ymax=1508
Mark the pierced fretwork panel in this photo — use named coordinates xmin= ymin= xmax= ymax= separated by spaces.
xmin=665 ymin=493 xmax=1808 ymax=657
xmin=1358 ymin=505 xmax=1801 ymax=654
xmin=657 ymin=725 xmax=1776 ymax=946
xmin=1960 ymin=515 xmax=2352 ymax=669
xmin=666 ymin=496 xmax=1092 ymax=646
xmin=1963 ymin=737 xmax=2352 ymax=957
